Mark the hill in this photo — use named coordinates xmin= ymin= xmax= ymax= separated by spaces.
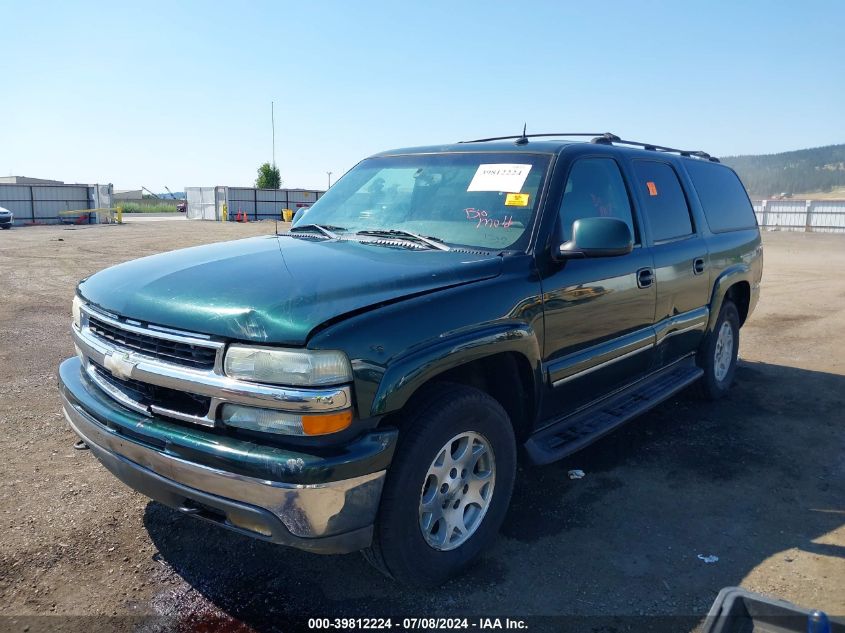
xmin=721 ymin=144 xmax=845 ymax=198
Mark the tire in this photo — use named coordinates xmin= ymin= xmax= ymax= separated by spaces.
xmin=0 ymin=225 xmax=10 ymax=230
xmin=695 ymin=299 xmax=740 ymax=400
xmin=363 ymin=383 xmax=516 ymax=587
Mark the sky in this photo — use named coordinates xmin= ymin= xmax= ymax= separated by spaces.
xmin=2 ymin=0 xmax=844 ymax=191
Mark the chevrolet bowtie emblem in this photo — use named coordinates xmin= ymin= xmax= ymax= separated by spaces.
xmin=104 ymin=351 xmax=136 ymax=381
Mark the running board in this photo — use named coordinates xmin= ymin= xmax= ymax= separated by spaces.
xmin=525 ymin=358 xmax=703 ymax=465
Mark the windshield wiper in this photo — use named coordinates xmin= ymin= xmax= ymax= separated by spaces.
xmin=289 ymin=224 xmax=345 ymax=239
xmin=356 ymin=229 xmax=451 ymax=251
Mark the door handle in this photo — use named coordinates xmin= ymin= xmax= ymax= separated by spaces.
xmin=637 ymin=268 xmax=654 ymax=289
xmin=693 ymin=257 xmax=706 ymax=275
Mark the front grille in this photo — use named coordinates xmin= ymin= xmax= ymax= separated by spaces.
xmin=88 ymin=316 xmax=217 ymax=370
xmin=91 ymin=360 xmax=212 ymax=418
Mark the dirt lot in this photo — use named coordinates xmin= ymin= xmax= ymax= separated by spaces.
xmin=0 ymin=223 xmax=843 ymax=632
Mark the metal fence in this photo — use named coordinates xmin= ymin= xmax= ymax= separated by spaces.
xmin=185 ymin=187 xmax=219 ymax=221
xmin=752 ymin=199 xmax=845 ymax=233
xmin=186 ymin=186 xmax=324 ymax=221
xmin=0 ymin=183 xmax=112 ymax=225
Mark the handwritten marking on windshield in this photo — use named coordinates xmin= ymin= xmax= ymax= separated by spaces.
xmin=464 ymin=208 xmax=514 ymax=229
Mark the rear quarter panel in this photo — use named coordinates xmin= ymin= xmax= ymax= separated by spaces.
xmin=704 ymin=228 xmax=763 ymax=329
xmin=673 ymin=158 xmax=763 ymax=329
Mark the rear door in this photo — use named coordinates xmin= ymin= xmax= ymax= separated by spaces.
xmin=629 ymin=160 xmax=710 ymax=367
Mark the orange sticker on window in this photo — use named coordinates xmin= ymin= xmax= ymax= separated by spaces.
xmin=646 ymin=181 xmax=658 ymax=196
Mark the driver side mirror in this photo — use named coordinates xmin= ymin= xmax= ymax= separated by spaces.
xmin=557 ymin=217 xmax=633 ymax=259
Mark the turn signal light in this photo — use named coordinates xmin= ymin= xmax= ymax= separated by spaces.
xmin=220 ymin=404 xmax=352 ymax=436
xmin=302 ymin=410 xmax=353 ymax=435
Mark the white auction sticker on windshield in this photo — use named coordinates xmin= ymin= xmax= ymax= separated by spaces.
xmin=467 ymin=164 xmax=532 ymax=192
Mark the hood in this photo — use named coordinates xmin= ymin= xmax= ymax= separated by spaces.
xmin=79 ymin=235 xmax=502 ymax=345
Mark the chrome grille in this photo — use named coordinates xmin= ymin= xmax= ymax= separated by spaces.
xmin=89 ymin=360 xmax=213 ymax=421
xmin=88 ymin=316 xmax=218 ymax=370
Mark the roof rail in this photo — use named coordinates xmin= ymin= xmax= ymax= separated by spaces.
xmin=459 ymin=132 xmax=616 ymax=144
xmin=459 ymin=131 xmax=719 ymax=162
xmin=590 ymin=135 xmax=720 ymax=162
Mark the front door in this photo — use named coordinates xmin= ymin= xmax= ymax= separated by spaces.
xmin=539 ymin=156 xmax=656 ymax=422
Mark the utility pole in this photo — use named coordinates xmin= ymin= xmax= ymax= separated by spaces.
xmin=271 ymin=101 xmax=276 ymax=167
xmin=327 ymin=171 xmax=333 ymax=189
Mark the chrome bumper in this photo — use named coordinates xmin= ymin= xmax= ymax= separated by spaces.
xmin=60 ymin=358 xmax=392 ymax=554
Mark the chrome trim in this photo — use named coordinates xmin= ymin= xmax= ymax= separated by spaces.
xmin=85 ymin=363 xmax=150 ymax=417
xmin=83 ymin=303 xmax=226 ymax=375
xmin=62 ymin=395 xmax=385 ymax=539
xmin=552 ymin=343 xmax=654 ymax=387
xmin=549 ymin=306 xmax=710 ymax=388
xmin=82 ymin=304 xmax=221 ymax=346
xmin=73 ymin=323 xmax=351 ymax=415
xmin=663 ymin=322 xmax=703 ymax=340
xmin=548 ymin=325 xmax=655 ymax=387
xmin=86 ymin=354 xmax=219 ymax=427
xmin=653 ymin=306 xmax=709 ymax=345
xmin=150 ymin=404 xmax=215 ymax=428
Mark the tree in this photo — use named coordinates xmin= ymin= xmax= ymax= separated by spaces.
xmin=255 ymin=162 xmax=281 ymax=189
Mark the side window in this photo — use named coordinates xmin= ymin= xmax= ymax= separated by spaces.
xmin=684 ymin=161 xmax=757 ymax=232
xmin=558 ymin=158 xmax=635 ymax=242
xmin=632 ymin=161 xmax=694 ymax=242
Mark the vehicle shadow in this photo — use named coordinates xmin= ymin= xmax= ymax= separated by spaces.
xmin=143 ymin=360 xmax=844 ymax=632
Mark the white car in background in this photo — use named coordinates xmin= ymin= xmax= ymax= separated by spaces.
xmin=0 ymin=206 xmax=13 ymax=229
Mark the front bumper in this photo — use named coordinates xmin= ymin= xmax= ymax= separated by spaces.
xmin=59 ymin=357 xmax=397 ymax=554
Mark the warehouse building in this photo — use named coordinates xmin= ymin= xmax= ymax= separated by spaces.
xmin=0 ymin=175 xmax=65 ymax=185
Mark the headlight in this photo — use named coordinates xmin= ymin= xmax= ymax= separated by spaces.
xmin=221 ymin=404 xmax=352 ymax=436
xmin=224 ymin=345 xmax=353 ymax=386
xmin=72 ymin=295 xmax=83 ymax=329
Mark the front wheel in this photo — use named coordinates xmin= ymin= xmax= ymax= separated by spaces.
xmin=696 ymin=299 xmax=740 ymax=400
xmin=363 ymin=383 xmax=516 ymax=587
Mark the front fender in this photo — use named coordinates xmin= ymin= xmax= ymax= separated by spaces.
xmin=371 ymin=322 xmax=542 ymax=417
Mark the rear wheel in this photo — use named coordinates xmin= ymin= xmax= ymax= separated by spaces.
xmin=363 ymin=383 xmax=516 ymax=587
xmin=696 ymin=299 xmax=740 ymax=399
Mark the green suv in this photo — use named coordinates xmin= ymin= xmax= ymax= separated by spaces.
xmin=59 ymin=132 xmax=762 ymax=587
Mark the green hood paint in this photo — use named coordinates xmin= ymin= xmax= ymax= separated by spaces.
xmin=78 ymin=235 xmax=503 ymax=345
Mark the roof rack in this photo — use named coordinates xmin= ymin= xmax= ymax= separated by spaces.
xmin=459 ymin=132 xmax=612 ymax=144
xmin=592 ymin=135 xmax=720 ymax=162
xmin=459 ymin=131 xmax=719 ymax=162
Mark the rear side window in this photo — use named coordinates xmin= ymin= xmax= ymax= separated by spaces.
xmin=632 ymin=161 xmax=693 ymax=242
xmin=685 ymin=161 xmax=757 ymax=232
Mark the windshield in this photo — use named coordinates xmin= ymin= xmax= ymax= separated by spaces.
xmin=294 ymin=152 xmax=552 ymax=250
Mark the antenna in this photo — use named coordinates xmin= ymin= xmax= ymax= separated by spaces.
xmin=515 ymin=123 xmax=529 ymax=145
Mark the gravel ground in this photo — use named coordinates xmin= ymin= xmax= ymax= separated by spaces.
xmin=0 ymin=223 xmax=842 ymax=632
